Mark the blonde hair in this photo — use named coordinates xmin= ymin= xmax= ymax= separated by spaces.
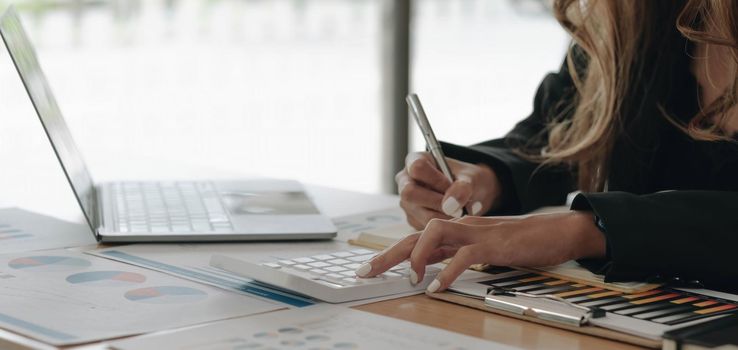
xmin=543 ymin=0 xmax=738 ymax=191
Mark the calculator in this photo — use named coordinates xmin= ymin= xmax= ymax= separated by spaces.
xmin=210 ymin=248 xmax=441 ymax=303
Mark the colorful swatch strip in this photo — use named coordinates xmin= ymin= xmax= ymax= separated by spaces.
xmin=480 ymin=273 xmax=737 ymax=326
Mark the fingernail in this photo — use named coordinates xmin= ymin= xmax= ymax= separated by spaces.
xmin=451 ymin=208 xmax=463 ymax=218
xmin=409 ymin=269 xmax=419 ymax=285
xmin=355 ymin=263 xmax=372 ymax=277
xmin=471 ymin=201 xmax=483 ymax=215
xmin=398 ymin=181 xmax=407 ymax=194
xmin=442 ymin=197 xmax=461 ymax=216
xmin=426 ymin=279 xmax=441 ymax=293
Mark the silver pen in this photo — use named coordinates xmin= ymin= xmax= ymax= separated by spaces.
xmin=406 ymin=93 xmax=466 ymax=215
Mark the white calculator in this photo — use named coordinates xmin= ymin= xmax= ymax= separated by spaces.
xmin=210 ymin=248 xmax=441 ymax=303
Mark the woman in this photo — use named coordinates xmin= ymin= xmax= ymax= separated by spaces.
xmin=355 ymin=0 xmax=738 ymax=293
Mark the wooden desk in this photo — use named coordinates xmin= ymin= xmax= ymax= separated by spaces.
xmin=356 ymin=294 xmax=645 ymax=350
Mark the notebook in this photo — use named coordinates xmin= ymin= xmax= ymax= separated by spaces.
xmin=433 ymin=270 xmax=738 ymax=348
xmin=662 ymin=313 xmax=738 ymax=350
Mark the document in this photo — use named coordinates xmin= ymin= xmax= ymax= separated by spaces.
xmin=0 ymin=249 xmax=282 ymax=345
xmin=89 ymin=209 xmax=411 ymax=307
xmin=108 ymin=304 xmax=518 ymax=350
xmin=0 ymin=208 xmax=95 ymax=254
xmin=333 ymin=208 xmax=408 ymax=242
xmin=89 ymin=241 xmax=347 ymax=307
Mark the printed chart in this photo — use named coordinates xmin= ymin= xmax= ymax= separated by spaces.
xmin=109 ymin=304 xmax=512 ymax=350
xmin=333 ymin=208 xmax=405 ymax=238
xmin=0 ymin=249 xmax=282 ymax=345
xmin=0 ymin=208 xmax=95 ymax=254
xmin=125 ymin=286 xmax=207 ymax=304
xmin=466 ymin=270 xmax=738 ymax=340
xmin=9 ymin=255 xmax=91 ymax=272
xmin=0 ymin=224 xmax=32 ymax=241
xmin=66 ymin=271 xmax=146 ymax=287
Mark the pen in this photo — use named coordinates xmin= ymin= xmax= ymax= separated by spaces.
xmin=406 ymin=93 xmax=467 ymax=216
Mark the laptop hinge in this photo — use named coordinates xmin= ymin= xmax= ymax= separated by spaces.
xmin=91 ymin=185 xmax=104 ymax=241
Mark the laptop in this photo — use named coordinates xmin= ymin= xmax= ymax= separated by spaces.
xmin=0 ymin=7 xmax=336 ymax=242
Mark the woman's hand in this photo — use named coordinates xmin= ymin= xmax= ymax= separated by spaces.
xmin=355 ymin=211 xmax=606 ymax=293
xmin=395 ymin=152 xmax=503 ymax=230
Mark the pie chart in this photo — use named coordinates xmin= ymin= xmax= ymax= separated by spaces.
xmin=66 ymin=271 xmax=146 ymax=287
xmin=8 ymin=256 xmax=91 ymax=272
xmin=124 ymin=286 xmax=207 ymax=304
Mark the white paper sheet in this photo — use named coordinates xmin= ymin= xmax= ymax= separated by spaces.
xmin=108 ymin=304 xmax=518 ymax=350
xmin=90 ymin=241 xmax=346 ymax=307
xmin=332 ymin=208 xmax=408 ymax=242
xmin=0 ymin=208 xmax=95 ymax=254
xmin=0 ymin=249 xmax=282 ymax=345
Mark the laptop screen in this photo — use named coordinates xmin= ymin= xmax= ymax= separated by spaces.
xmin=0 ymin=8 xmax=97 ymax=230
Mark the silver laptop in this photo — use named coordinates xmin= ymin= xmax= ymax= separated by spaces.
xmin=0 ymin=7 xmax=336 ymax=242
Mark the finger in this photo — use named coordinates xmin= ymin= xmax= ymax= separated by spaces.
xmin=400 ymin=203 xmax=449 ymax=230
xmin=406 ymin=214 xmax=424 ymax=231
xmin=427 ymin=246 xmax=459 ymax=265
xmin=408 ymin=219 xmax=461 ymax=284
xmin=427 ymin=243 xmax=485 ymax=293
xmin=441 ymin=174 xmax=474 ymax=218
xmin=456 ymin=215 xmax=503 ymax=225
xmin=395 ymin=170 xmax=411 ymax=194
xmin=356 ymin=233 xmax=420 ymax=278
xmin=405 ymin=153 xmax=451 ymax=193
xmin=399 ymin=182 xmax=446 ymax=213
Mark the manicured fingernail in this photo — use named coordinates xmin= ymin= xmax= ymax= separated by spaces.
xmin=471 ymin=201 xmax=483 ymax=215
xmin=426 ymin=279 xmax=441 ymax=293
xmin=398 ymin=181 xmax=407 ymax=194
xmin=451 ymin=208 xmax=463 ymax=218
xmin=355 ymin=263 xmax=372 ymax=277
xmin=442 ymin=197 xmax=461 ymax=216
xmin=409 ymin=269 xmax=419 ymax=285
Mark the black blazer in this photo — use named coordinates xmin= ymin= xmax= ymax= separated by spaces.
xmin=440 ymin=40 xmax=738 ymax=290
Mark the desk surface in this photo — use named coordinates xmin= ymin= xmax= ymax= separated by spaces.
xmin=0 ymin=186 xmax=648 ymax=350
xmin=356 ymin=295 xmax=645 ymax=350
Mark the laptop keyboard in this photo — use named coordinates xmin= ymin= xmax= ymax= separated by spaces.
xmin=112 ymin=182 xmax=234 ymax=233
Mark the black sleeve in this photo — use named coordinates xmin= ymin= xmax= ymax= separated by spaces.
xmin=440 ymin=51 xmax=582 ymax=214
xmin=571 ymin=191 xmax=738 ymax=290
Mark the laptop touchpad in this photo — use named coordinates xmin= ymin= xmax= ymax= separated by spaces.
xmin=220 ymin=191 xmax=320 ymax=216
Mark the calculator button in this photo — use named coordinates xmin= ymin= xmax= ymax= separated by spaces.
xmin=293 ymin=257 xmax=315 ymax=263
xmin=307 ymin=262 xmax=331 ymax=268
xmin=278 ymin=260 xmax=296 ymax=266
xmin=311 ymin=254 xmax=334 ymax=260
xmin=331 ymin=252 xmax=354 ymax=258
xmin=348 ymin=254 xmax=375 ymax=262
xmin=324 ymin=266 xmax=348 ymax=272
xmin=293 ymin=264 xmax=311 ymax=270
xmin=328 ymin=259 xmax=350 ymax=265
xmin=340 ymin=271 xmax=356 ymax=277
xmin=345 ymin=263 xmax=361 ymax=269
xmin=350 ymin=249 xmax=374 ymax=255
xmin=309 ymin=269 xmax=328 ymax=275
xmin=260 ymin=263 xmax=281 ymax=269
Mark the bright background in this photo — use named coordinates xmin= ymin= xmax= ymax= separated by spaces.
xmin=0 ymin=0 xmax=567 ymax=222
